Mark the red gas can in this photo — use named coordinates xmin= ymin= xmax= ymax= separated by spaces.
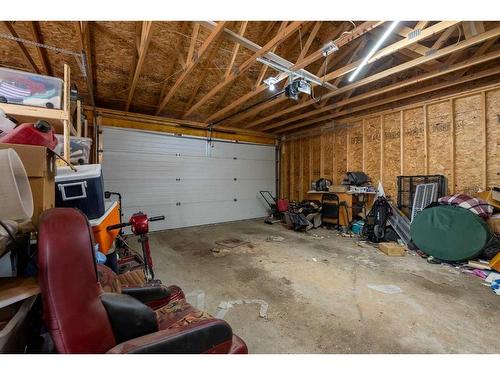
xmin=0 ymin=120 xmax=58 ymax=150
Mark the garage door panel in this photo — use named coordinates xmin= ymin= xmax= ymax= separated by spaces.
xmin=102 ymin=127 xmax=276 ymax=231
xmin=210 ymin=142 xmax=276 ymax=161
xmin=106 ymin=177 xmax=276 ymax=207
xmin=103 ymin=128 xmax=206 ymax=157
xmin=121 ymin=199 xmax=270 ymax=231
xmin=104 ymin=155 xmax=275 ymax=181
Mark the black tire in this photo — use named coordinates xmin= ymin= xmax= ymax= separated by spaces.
xmin=45 ymin=102 xmax=54 ymax=109
xmin=374 ymin=224 xmax=385 ymax=240
xmin=482 ymin=235 xmax=500 ymax=259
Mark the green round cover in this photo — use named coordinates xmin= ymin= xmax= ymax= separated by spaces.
xmin=410 ymin=205 xmax=491 ymax=262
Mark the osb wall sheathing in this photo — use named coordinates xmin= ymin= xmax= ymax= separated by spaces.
xmin=403 ymin=107 xmax=425 ymax=176
xmin=486 ymin=89 xmax=500 ymax=187
xmin=382 ymin=113 xmax=401 ymax=198
xmin=302 ymin=138 xmax=310 ymax=200
xmin=427 ymin=100 xmax=452 ymax=192
xmin=323 ymin=131 xmax=334 ymax=182
xmin=280 ymin=142 xmax=289 ymax=199
xmin=280 ymin=86 xmax=500 ymax=200
xmin=291 ymin=139 xmax=301 ymax=201
xmin=310 ymin=135 xmax=321 ymax=181
xmin=348 ymin=122 xmax=363 ymax=172
xmin=454 ymin=95 xmax=483 ymax=195
xmin=364 ymin=116 xmax=381 ymax=185
xmin=334 ymin=127 xmax=348 ymax=185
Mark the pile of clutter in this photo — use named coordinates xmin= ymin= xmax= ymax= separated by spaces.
xmin=355 ymin=177 xmax=500 ymax=296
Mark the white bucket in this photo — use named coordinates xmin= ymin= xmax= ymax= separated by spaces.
xmin=0 ymin=149 xmax=33 ymax=221
xmin=0 ymin=109 xmax=16 ymax=136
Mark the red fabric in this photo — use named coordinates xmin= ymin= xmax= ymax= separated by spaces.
xmin=38 ymin=208 xmax=116 ymax=353
xmin=276 ymin=199 xmax=289 ymax=213
xmin=438 ymin=194 xmax=493 ymax=219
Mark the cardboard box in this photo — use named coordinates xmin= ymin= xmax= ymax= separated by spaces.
xmin=490 ymin=252 xmax=500 ymax=272
xmin=328 ymin=185 xmax=348 ymax=193
xmin=0 ymin=143 xmax=55 ymax=227
xmin=379 ymin=242 xmax=406 ymax=257
xmin=476 ymin=190 xmax=500 ymax=211
xmin=488 ymin=214 xmax=500 ymax=235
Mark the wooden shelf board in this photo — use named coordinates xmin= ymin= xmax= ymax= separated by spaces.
xmin=0 ymin=102 xmax=69 ymax=134
xmin=0 ymin=277 xmax=40 ymax=309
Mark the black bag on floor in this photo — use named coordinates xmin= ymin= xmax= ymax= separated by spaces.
xmin=362 ymin=196 xmax=392 ymax=242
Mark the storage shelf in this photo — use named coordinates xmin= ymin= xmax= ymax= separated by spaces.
xmin=0 ymin=277 xmax=39 ymax=309
xmin=0 ymin=64 xmax=77 ymax=159
xmin=0 ymin=102 xmax=69 ymax=134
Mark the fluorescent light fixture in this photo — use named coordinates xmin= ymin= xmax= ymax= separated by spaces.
xmin=348 ymin=21 xmax=400 ymax=82
xmin=264 ymin=77 xmax=278 ymax=91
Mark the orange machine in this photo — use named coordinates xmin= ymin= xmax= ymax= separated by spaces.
xmin=89 ymin=201 xmax=120 ymax=254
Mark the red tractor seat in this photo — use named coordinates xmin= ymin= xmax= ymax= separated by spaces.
xmin=37 ymin=208 xmax=248 ymax=354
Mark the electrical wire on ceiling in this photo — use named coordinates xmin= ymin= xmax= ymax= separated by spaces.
xmin=310 ymin=21 xmax=357 ymax=103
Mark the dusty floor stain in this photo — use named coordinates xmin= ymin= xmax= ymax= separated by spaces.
xmin=129 ymin=219 xmax=500 ymax=353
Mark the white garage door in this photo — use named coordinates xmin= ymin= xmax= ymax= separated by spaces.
xmin=101 ymin=127 xmax=276 ymax=231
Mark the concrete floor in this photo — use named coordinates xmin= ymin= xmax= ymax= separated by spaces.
xmin=133 ymin=219 xmax=500 ymax=353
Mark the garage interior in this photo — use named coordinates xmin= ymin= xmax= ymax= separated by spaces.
xmin=1 ymin=20 xmax=500 ymax=355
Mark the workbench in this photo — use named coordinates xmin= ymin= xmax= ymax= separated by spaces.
xmin=306 ymin=191 xmax=376 ymax=226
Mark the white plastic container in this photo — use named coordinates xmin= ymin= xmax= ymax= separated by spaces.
xmin=54 ymin=135 xmax=92 ymax=164
xmin=0 ymin=109 xmax=15 ymax=136
xmin=0 ymin=67 xmax=63 ymax=109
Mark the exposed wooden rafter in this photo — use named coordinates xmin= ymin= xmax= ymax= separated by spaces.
xmin=186 ymin=23 xmax=200 ymax=66
xmin=184 ymin=44 xmax=222 ymax=111
xmin=225 ymin=21 xmax=248 ymax=79
xmin=297 ymin=21 xmax=322 ymax=62
xmin=254 ymin=21 xmax=288 ymax=89
xmin=244 ymin=21 xmax=465 ymax=129
xmin=245 ymin=26 xmax=500 ymax=130
xmin=206 ymin=21 xmax=382 ymax=124
xmin=157 ymin=23 xmax=190 ymax=106
xmin=75 ymin=21 xmax=95 ymax=106
xmin=29 ymin=21 xmax=52 ymax=76
xmin=278 ymin=65 xmax=500 ymax=134
xmin=2 ymin=21 xmax=41 ymax=74
xmin=241 ymin=22 xmax=457 ymax=129
xmin=271 ymin=50 xmax=500 ymax=134
xmin=156 ymin=21 xmax=227 ymax=115
xmin=125 ymin=21 xmax=154 ymax=111
xmin=183 ymin=21 xmax=305 ymax=119
xmin=321 ymin=21 xmax=459 ymax=83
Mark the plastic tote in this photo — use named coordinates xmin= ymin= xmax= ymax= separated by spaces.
xmin=54 ymin=135 xmax=92 ymax=165
xmin=0 ymin=67 xmax=63 ymax=109
xmin=55 ymin=164 xmax=105 ymax=219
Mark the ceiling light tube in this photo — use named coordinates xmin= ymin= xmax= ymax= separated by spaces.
xmin=348 ymin=20 xmax=400 ymax=82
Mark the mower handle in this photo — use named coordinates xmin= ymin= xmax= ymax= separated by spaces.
xmin=106 ymin=215 xmax=165 ymax=231
xmin=149 ymin=215 xmax=165 ymax=222
xmin=106 ymin=222 xmax=129 ymax=231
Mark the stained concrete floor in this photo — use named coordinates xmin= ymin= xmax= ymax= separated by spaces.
xmin=133 ymin=219 xmax=500 ymax=353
